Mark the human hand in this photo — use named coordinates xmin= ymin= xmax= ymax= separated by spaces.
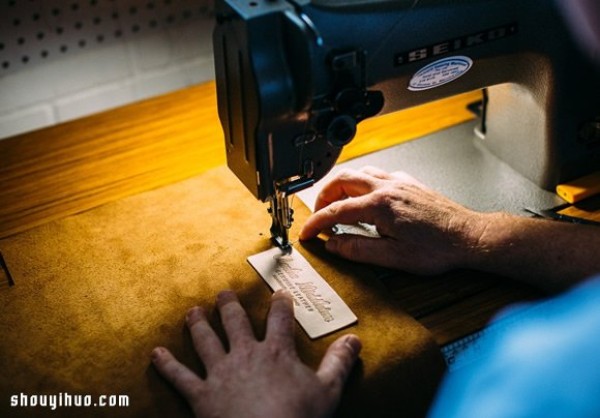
xmin=299 ymin=167 xmax=489 ymax=275
xmin=151 ymin=290 xmax=361 ymax=418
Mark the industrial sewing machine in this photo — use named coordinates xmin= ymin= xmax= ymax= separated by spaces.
xmin=213 ymin=0 xmax=600 ymax=251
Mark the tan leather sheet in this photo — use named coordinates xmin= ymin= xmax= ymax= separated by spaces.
xmin=0 ymin=166 xmax=444 ymax=417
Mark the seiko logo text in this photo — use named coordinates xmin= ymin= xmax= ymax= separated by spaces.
xmin=395 ymin=23 xmax=518 ymax=66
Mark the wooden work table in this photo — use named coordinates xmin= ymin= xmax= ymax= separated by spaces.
xmin=0 ymin=81 xmax=597 ymax=346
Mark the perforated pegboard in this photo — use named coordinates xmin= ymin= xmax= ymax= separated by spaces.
xmin=0 ymin=0 xmax=214 ymax=75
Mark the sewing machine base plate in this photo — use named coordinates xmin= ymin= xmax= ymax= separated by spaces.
xmin=299 ymin=120 xmax=564 ymax=215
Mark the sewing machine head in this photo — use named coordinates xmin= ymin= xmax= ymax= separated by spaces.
xmin=213 ymin=0 xmax=600 ymax=249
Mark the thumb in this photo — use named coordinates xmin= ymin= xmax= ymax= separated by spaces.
xmin=316 ymin=335 xmax=362 ymax=396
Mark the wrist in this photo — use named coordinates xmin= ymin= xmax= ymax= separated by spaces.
xmin=461 ymin=211 xmax=513 ymax=272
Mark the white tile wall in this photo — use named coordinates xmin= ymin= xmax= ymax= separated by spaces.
xmin=55 ymin=79 xmax=135 ymax=122
xmin=0 ymin=16 xmax=215 ymax=140
xmin=0 ymin=105 xmax=54 ymax=139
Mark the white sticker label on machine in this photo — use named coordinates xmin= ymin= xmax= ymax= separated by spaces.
xmin=408 ymin=56 xmax=473 ymax=91
xmin=248 ymin=247 xmax=357 ymax=339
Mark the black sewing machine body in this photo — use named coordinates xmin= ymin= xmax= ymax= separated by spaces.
xmin=213 ymin=0 xmax=600 ymax=206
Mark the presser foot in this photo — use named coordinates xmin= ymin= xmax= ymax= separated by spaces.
xmin=270 ymin=233 xmax=293 ymax=254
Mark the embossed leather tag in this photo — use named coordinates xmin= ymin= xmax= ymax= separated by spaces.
xmin=248 ymin=246 xmax=358 ymax=339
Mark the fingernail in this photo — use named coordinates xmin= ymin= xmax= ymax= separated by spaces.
xmin=186 ymin=306 xmax=204 ymax=324
xmin=344 ymin=335 xmax=362 ymax=355
xmin=151 ymin=347 xmax=164 ymax=361
xmin=217 ymin=290 xmax=234 ymax=299
xmin=272 ymin=289 xmax=292 ymax=299
xmin=298 ymin=227 xmax=307 ymax=240
xmin=216 ymin=290 xmax=238 ymax=308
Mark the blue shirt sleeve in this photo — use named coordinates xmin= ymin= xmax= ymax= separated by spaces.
xmin=428 ymin=275 xmax=600 ymax=418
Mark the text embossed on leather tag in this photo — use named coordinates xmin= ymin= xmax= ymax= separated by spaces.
xmin=248 ymin=247 xmax=357 ymax=339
